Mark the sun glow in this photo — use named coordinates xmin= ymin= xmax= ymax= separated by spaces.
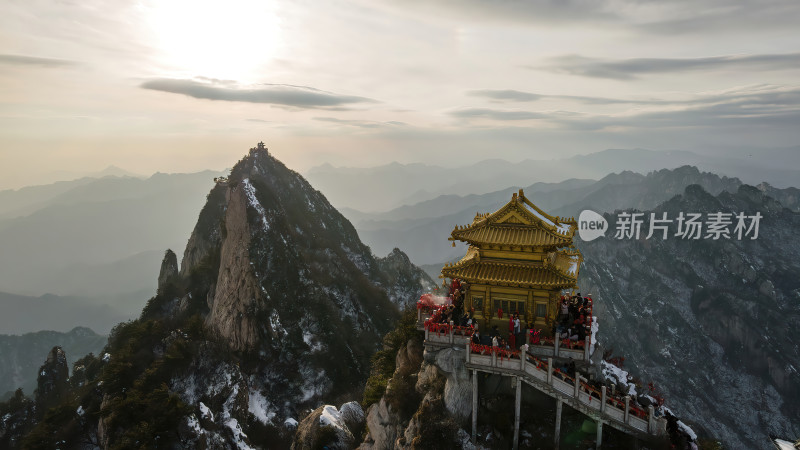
xmin=146 ymin=0 xmax=282 ymax=81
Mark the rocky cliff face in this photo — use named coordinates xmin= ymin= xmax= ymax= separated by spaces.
xmin=0 ymin=144 xmax=436 ymax=449
xmin=167 ymin=147 xmax=435 ymax=447
xmin=578 ymin=184 xmax=800 ymax=449
xmin=157 ymin=249 xmax=179 ymax=295
xmin=33 ymin=347 xmax=70 ymax=414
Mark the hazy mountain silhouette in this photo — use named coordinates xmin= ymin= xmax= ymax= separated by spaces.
xmin=349 ymin=166 xmax=797 ymax=269
xmin=306 ymin=147 xmax=800 ymax=212
xmin=0 ymin=170 xmax=226 ymax=333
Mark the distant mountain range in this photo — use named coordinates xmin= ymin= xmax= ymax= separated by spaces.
xmin=305 ymin=147 xmax=800 ymax=212
xmin=342 ymin=165 xmax=799 ymax=271
xmin=0 ymin=291 xmax=129 ymax=335
xmin=0 ymin=170 xmax=226 ymax=334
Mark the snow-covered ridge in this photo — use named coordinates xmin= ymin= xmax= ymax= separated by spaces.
xmin=241 ymin=178 xmax=270 ymax=232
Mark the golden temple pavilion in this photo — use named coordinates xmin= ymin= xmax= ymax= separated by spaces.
xmin=441 ymin=189 xmax=582 ymax=332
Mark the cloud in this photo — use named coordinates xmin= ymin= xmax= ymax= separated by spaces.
xmin=370 ymin=0 xmax=800 ymax=34
xmin=467 ymin=90 xmax=543 ymax=102
xmin=314 ymin=117 xmax=408 ymax=129
xmin=449 ymin=108 xmax=550 ymax=121
xmin=540 ymin=53 xmax=800 ymax=80
xmin=0 ymin=54 xmax=78 ymax=68
xmin=452 ymin=86 xmax=800 ymax=130
xmin=554 ymin=86 xmax=800 ymax=130
xmin=140 ymin=78 xmax=378 ymax=109
xmin=637 ymin=1 xmax=800 ymax=35
xmin=467 ymin=89 xmax=666 ymax=105
xmin=369 ymin=0 xmax=622 ymax=26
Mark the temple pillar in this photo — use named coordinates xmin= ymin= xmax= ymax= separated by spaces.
xmin=526 ymin=290 xmax=533 ymax=324
xmin=472 ymin=369 xmax=478 ymax=442
xmin=554 ymin=398 xmax=563 ymax=449
xmin=513 ymin=376 xmax=522 ymax=450
xmin=596 ymin=420 xmax=603 ymax=448
xmin=584 ymin=334 xmax=591 ymax=360
xmin=600 ymin=386 xmax=607 ymax=414
xmin=624 ymin=396 xmax=631 ymax=424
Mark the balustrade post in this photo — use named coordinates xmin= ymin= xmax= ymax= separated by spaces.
xmin=648 ymin=405 xmax=655 ymax=434
xmin=554 ymin=399 xmax=563 ymax=449
xmin=547 ymin=357 xmax=554 ymax=384
xmin=513 ymin=376 xmax=522 ymax=450
xmin=472 ymin=369 xmax=478 ymax=443
xmin=425 ymin=327 xmax=429 ymax=341
xmin=596 ymin=420 xmax=603 ymax=449
xmin=492 ymin=349 xmax=497 ymax=367
xmin=584 ymin=335 xmax=590 ymax=360
xmin=520 ymin=344 xmax=528 ymax=371
xmin=526 ymin=330 xmax=530 ymax=345
xmin=554 ymin=331 xmax=560 ymax=356
xmin=624 ymin=396 xmax=631 ymax=424
xmin=466 ymin=340 xmax=471 ymax=364
xmin=449 ymin=327 xmax=454 ymax=344
xmin=573 ymin=375 xmax=580 ymax=398
xmin=600 ymin=386 xmax=607 ymax=414
xmin=417 ymin=308 xmax=421 ymax=324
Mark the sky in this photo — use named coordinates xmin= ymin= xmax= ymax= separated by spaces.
xmin=1 ymin=0 xmax=799 ymax=190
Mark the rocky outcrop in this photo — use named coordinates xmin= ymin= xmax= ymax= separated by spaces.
xmin=157 ymin=249 xmax=179 ymax=295
xmin=0 ymin=327 xmax=106 ymax=396
xmin=179 ymin=183 xmax=227 ymax=278
xmin=362 ymin=397 xmax=404 ymax=450
xmin=360 ymin=341 xmax=468 ymax=450
xmin=292 ymin=402 xmax=365 ymax=450
xmin=205 ymin=185 xmax=261 ymax=352
xmin=34 ymin=346 xmax=69 ymax=413
xmin=376 ymin=248 xmax=438 ymax=308
xmin=432 ymin=348 xmax=472 ymax=423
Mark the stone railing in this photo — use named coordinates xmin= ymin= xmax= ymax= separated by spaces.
xmin=464 ymin=340 xmax=661 ymax=436
xmin=526 ymin=331 xmax=590 ymax=361
xmin=416 ymin=308 xmax=432 ymax=329
xmin=424 ymin=323 xmax=475 ymax=346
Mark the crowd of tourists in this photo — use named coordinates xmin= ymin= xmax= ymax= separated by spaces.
xmin=552 ymin=293 xmax=593 ymax=348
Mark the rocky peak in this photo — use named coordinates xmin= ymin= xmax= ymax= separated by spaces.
xmin=0 ymin=143 xmax=437 ymax=450
xmin=34 ymin=346 xmax=69 ymax=413
xmin=205 ymin=178 xmax=262 ymax=352
xmin=157 ymin=249 xmax=179 ymax=295
xmin=195 ymin=147 xmax=435 ymax=354
xmin=170 ymin=143 xmax=436 ymax=418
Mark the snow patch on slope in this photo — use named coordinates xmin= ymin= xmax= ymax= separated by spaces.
xmin=248 ymin=390 xmax=276 ymax=425
xmin=242 ymin=178 xmax=270 ymax=232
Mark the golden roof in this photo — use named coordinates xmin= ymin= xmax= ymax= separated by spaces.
xmin=441 ymin=248 xmax=577 ymax=288
xmin=544 ymin=247 xmax=583 ymax=279
xmin=450 ymin=189 xmax=576 ymax=248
